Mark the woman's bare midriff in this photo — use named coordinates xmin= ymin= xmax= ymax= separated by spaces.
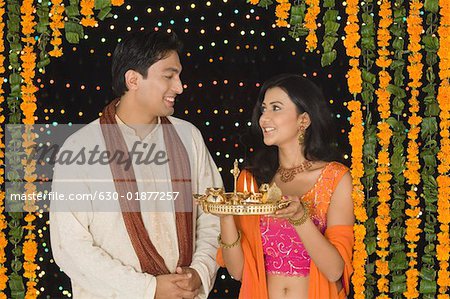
xmin=267 ymin=274 xmax=309 ymax=299
xmin=267 ymin=273 xmax=343 ymax=299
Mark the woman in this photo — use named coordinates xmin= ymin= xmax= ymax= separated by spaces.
xmin=217 ymin=74 xmax=355 ymax=299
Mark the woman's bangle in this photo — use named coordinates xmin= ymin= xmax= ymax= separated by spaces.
xmin=217 ymin=230 xmax=241 ymax=249
xmin=288 ymin=202 xmax=310 ymax=226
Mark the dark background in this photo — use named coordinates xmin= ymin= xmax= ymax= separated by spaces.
xmin=34 ymin=0 xmax=352 ymax=297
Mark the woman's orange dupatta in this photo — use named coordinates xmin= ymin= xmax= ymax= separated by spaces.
xmin=217 ymin=169 xmax=268 ymax=299
xmin=217 ymin=214 xmax=268 ymax=299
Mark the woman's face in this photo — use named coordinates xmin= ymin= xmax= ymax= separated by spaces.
xmin=258 ymin=87 xmax=305 ymax=148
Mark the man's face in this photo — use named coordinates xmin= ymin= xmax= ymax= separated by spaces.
xmin=134 ymin=50 xmax=183 ymax=120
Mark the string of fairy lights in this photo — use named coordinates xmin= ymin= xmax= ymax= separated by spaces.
xmin=32 ymin=0 xmax=351 ymax=297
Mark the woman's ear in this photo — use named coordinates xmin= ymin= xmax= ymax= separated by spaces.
xmin=298 ymin=112 xmax=311 ymax=129
xmin=124 ymin=70 xmax=140 ymax=91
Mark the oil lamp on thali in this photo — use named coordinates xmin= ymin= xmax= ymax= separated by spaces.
xmin=194 ymin=160 xmax=291 ymax=215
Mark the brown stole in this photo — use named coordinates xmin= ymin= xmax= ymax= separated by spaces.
xmin=99 ymin=98 xmax=193 ymax=275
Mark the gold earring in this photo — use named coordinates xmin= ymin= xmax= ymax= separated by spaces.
xmin=298 ymin=126 xmax=305 ymax=145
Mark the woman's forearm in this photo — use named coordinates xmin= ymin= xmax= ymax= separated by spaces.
xmin=219 ymin=216 xmax=245 ymax=280
xmin=295 ymin=219 xmax=344 ymax=282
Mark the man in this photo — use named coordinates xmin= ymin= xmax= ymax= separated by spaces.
xmin=50 ymin=30 xmax=222 ymax=299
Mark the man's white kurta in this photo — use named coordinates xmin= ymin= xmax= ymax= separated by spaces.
xmin=50 ymin=116 xmax=222 ymax=299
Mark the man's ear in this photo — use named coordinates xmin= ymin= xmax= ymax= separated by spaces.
xmin=124 ymin=70 xmax=140 ymax=91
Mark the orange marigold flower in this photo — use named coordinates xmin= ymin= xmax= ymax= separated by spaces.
xmin=111 ymin=0 xmax=124 ymax=5
xmin=23 ymin=240 xmax=38 ymax=260
xmin=0 ymin=268 xmax=7 ymax=290
xmin=275 ymin=19 xmax=288 ymax=27
xmin=81 ymin=17 xmax=98 ymax=27
xmin=23 ymin=261 xmax=38 ymax=274
xmin=49 ymin=48 xmax=63 ymax=57
xmin=24 ymin=213 xmax=36 ymax=223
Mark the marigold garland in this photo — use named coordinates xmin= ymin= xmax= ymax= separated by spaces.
xmin=343 ymin=0 xmax=362 ymax=96
xmin=274 ymin=0 xmax=291 ymax=28
xmin=49 ymin=0 xmax=64 ymax=57
xmin=23 ymin=214 xmax=37 ymax=299
xmin=0 ymin=0 xmax=8 ymax=297
xmin=374 ymin=1 xmax=393 ymax=297
xmin=343 ymin=0 xmax=365 ymax=297
xmin=348 ymin=101 xmax=367 ymax=299
xmin=437 ymin=0 xmax=450 ymax=297
xmin=404 ymin=1 xmax=424 ymax=297
xmin=304 ymin=0 xmax=320 ymax=51
xmin=20 ymin=48 xmax=37 ymax=125
xmin=80 ymin=0 xmax=97 ymax=27
xmin=20 ymin=0 xmax=38 ymax=298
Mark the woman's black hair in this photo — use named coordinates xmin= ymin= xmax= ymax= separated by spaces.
xmin=248 ymin=73 xmax=339 ymax=184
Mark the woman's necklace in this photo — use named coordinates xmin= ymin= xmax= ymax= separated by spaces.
xmin=277 ymin=160 xmax=313 ymax=183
